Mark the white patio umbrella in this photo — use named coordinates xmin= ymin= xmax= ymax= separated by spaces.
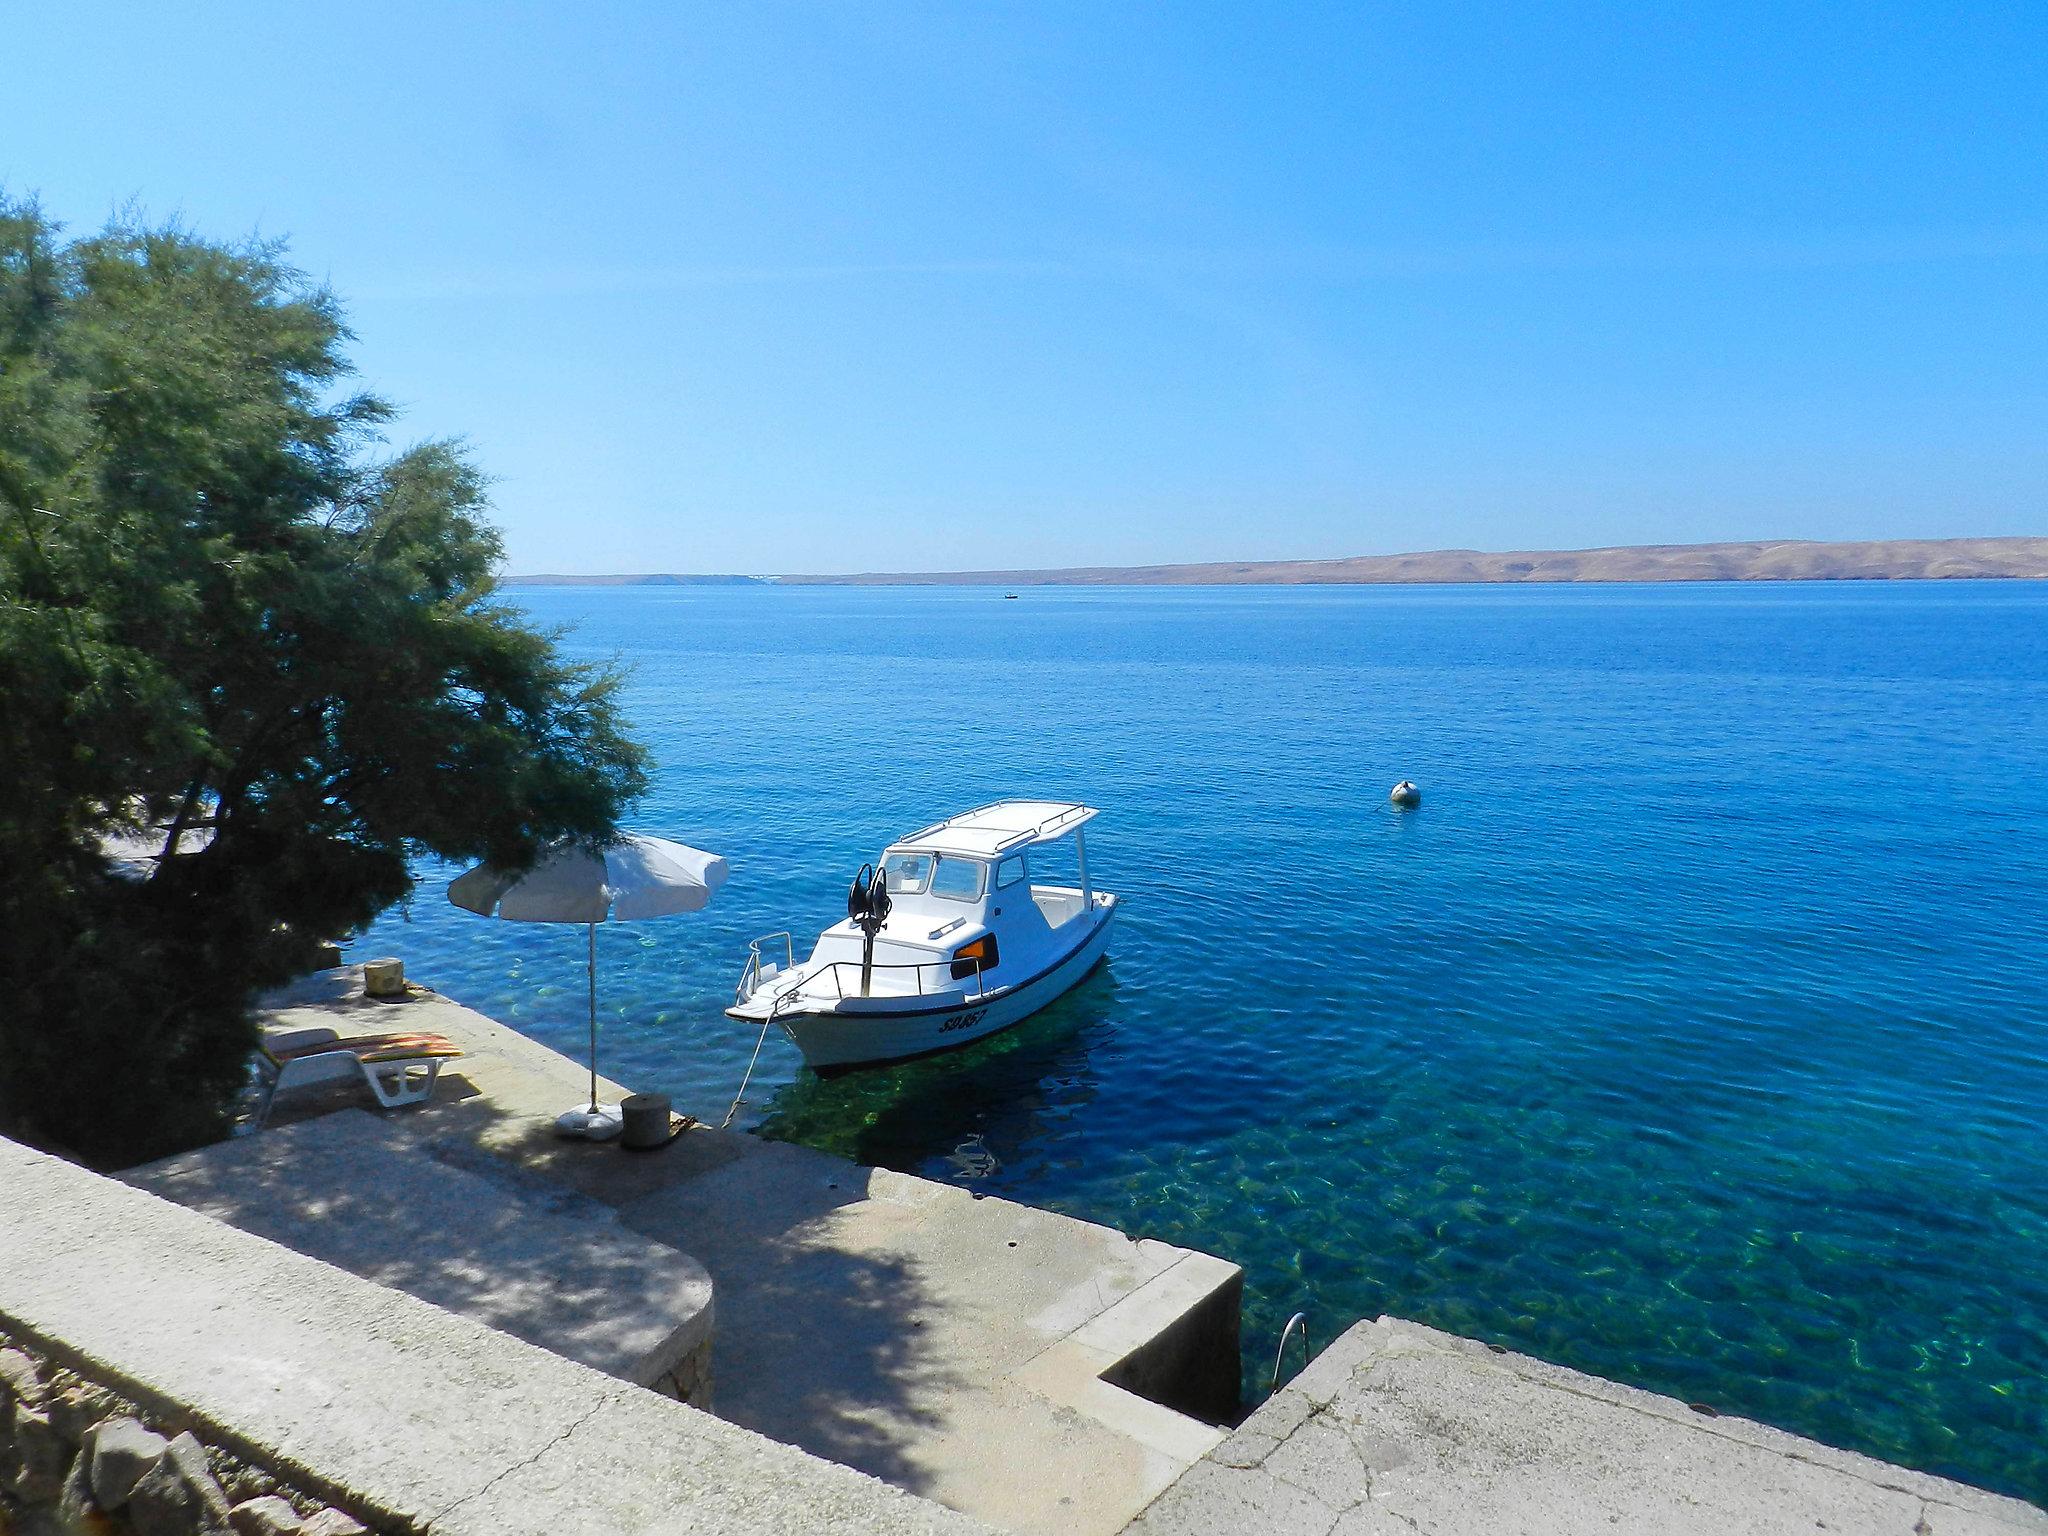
xmin=448 ymin=833 xmax=729 ymax=1140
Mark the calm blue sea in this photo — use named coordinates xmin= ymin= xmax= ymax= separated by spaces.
xmin=352 ymin=581 xmax=2048 ymax=1503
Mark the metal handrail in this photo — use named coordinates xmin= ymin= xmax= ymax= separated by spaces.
xmin=734 ymin=932 xmax=797 ymax=1005
xmin=899 ymin=800 xmax=1095 ymax=850
xmin=992 ymin=801 xmax=1091 ymax=850
xmin=1269 ymin=1313 xmax=1311 ymax=1396
xmin=811 ymin=956 xmax=988 ymax=1002
xmin=736 ymin=937 xmax=995 ymax=1009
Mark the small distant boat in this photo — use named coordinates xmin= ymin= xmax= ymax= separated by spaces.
xmin=1004 ymin=592 xmax=1020 ymax=599
xmin=729 ymin=801 xmax=1117 ymax=1070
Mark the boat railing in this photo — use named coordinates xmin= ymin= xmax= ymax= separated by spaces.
xmin=901 ymin=799 xmax=1094 ymax=852
xmin=806 ymin=956 xmax=989 ymax=1003
xmin=990 ymin=801 xmax=1092 ymax=851
xmin=734 ymin=932 xmax=797 ymax=1005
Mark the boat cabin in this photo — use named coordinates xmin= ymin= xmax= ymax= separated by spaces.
xmin=804 ymin=801 xmax=1100 ymax=1000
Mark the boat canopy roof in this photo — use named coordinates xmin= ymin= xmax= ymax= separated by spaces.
xmin=892 ymin=800 xmax=1098 ymax=859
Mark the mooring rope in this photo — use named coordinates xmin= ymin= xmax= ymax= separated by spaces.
xmin=720 ymin=1011 xmax=775 ymax=1130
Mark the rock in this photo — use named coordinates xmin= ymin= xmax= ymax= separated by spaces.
xmin=84 ymin=1416 xmax=167 ymax=1510
xmin=4 ymin=1507 xmax=73 ymax=1536
xmin=8 ymin=1405 xmax=71 ymax=1503
xmin=126 ymin=1431 xmax=232 ymax=1536
xmin=217 ymin=1458 xmax=278 ymax=1505
xmin=295 ymin=1511 xmax=368 ymax=1536
xmin=228 ymin=1495 xmax=305 ymax=1536
xmin=0 ymin=1347 xmax=44 ymax=1411
xmin=55 ymin=1449 xmax=118 ymax=1534
xmin=47 ymin=1385 xmax=115 ymax=1446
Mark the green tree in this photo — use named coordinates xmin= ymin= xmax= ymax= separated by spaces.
xmin=0 ymin=200 xmax=648 ymax=1166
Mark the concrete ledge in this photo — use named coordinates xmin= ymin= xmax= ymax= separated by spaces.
xmin=124 ymin=1111 xmax=715 ymax=1400
xmin=0 ymin=1134 xmax=986 ymax=1535
xmin=1092 ymin=1252 xmax=1243 ymax=1425
xmin=1015 ymin=1251 xmax=1240 ymax=1468
xmin=1126 ymin=1316 xmax=2048 ymax=1536
xmin=616 ymin=1130 xmax=1242 ymax=1536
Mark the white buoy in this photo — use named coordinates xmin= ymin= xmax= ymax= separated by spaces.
xmin=1390 ymin=780 xmax=1421 ymax=807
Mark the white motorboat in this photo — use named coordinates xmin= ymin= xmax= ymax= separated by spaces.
xmin=729 ymin=800 xmax=1118 ymax=1071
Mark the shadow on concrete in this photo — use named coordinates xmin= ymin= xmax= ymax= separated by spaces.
xmin=203 ymin=971 xmax=1192 ymax=1522
xmin=609 ymin=1140 xmax=978 ymax=1496
xmin=171 ymin=1034 xmax=973 ymax=1496
xmin=124 ymin=1109 xmax=712 ymax=1387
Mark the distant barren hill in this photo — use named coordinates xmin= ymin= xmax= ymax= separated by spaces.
xmin=777 ymin=536 xmax=2048 ymax=586
xmin=510 ymin=573 xmax=767 ymax=586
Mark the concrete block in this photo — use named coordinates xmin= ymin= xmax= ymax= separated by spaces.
xmin=85 ymin=1416 xmax=167 ymax=1509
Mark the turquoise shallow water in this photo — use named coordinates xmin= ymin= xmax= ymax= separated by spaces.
xmin=352 ymin=581 xmax=2048 ymax=1503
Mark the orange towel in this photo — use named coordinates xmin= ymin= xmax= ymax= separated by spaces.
xmin=264 ymin=1032 xmax=464 ymax=1066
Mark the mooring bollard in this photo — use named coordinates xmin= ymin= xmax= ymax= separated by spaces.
xmin=362 ymin=956 xmax=407 ymax=998
xmin=621 ymin=1093 xmax=673 ymax=1150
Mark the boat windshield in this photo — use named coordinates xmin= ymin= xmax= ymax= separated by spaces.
xmin=882 ymin=851 xmax=933 ymax=894
xmin=930 ymin=856 xmax=987 ymax=902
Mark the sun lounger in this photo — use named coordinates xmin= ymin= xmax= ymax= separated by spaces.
xmin=254 ymin=1029 xmax=464 ymax=1127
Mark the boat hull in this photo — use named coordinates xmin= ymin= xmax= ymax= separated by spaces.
xmin=758 ymin=902 xmax=1116 ymax=1071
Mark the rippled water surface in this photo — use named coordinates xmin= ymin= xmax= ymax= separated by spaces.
xmin=354 ymin=582 xmax=2048 ymax=1502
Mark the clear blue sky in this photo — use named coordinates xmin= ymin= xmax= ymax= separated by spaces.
xmin=11 ymin=3 xmax=2046 ymax=574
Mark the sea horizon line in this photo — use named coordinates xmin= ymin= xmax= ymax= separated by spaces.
xmin=510 ymin=533 xmax=2048 ymax=588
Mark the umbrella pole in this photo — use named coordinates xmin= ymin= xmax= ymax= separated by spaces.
xmin=587 ymin=921 xmax=599 ymax=1114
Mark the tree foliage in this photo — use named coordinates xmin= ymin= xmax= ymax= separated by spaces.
xmin=0 ymin=200 xmax=648 ymax=1165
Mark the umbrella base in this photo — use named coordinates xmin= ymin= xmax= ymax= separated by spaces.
xmin=554 ymin=1104 xmax=624 ymax=1141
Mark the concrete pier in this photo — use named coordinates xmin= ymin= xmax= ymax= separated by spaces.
xmin=1124 ymin=1316 xmax=2048 ymax=1536
xmin=236 ymin=967 xmax=1243 ymax=1536
xmin=0 ymin=1133 xmax=982 ymax=1536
